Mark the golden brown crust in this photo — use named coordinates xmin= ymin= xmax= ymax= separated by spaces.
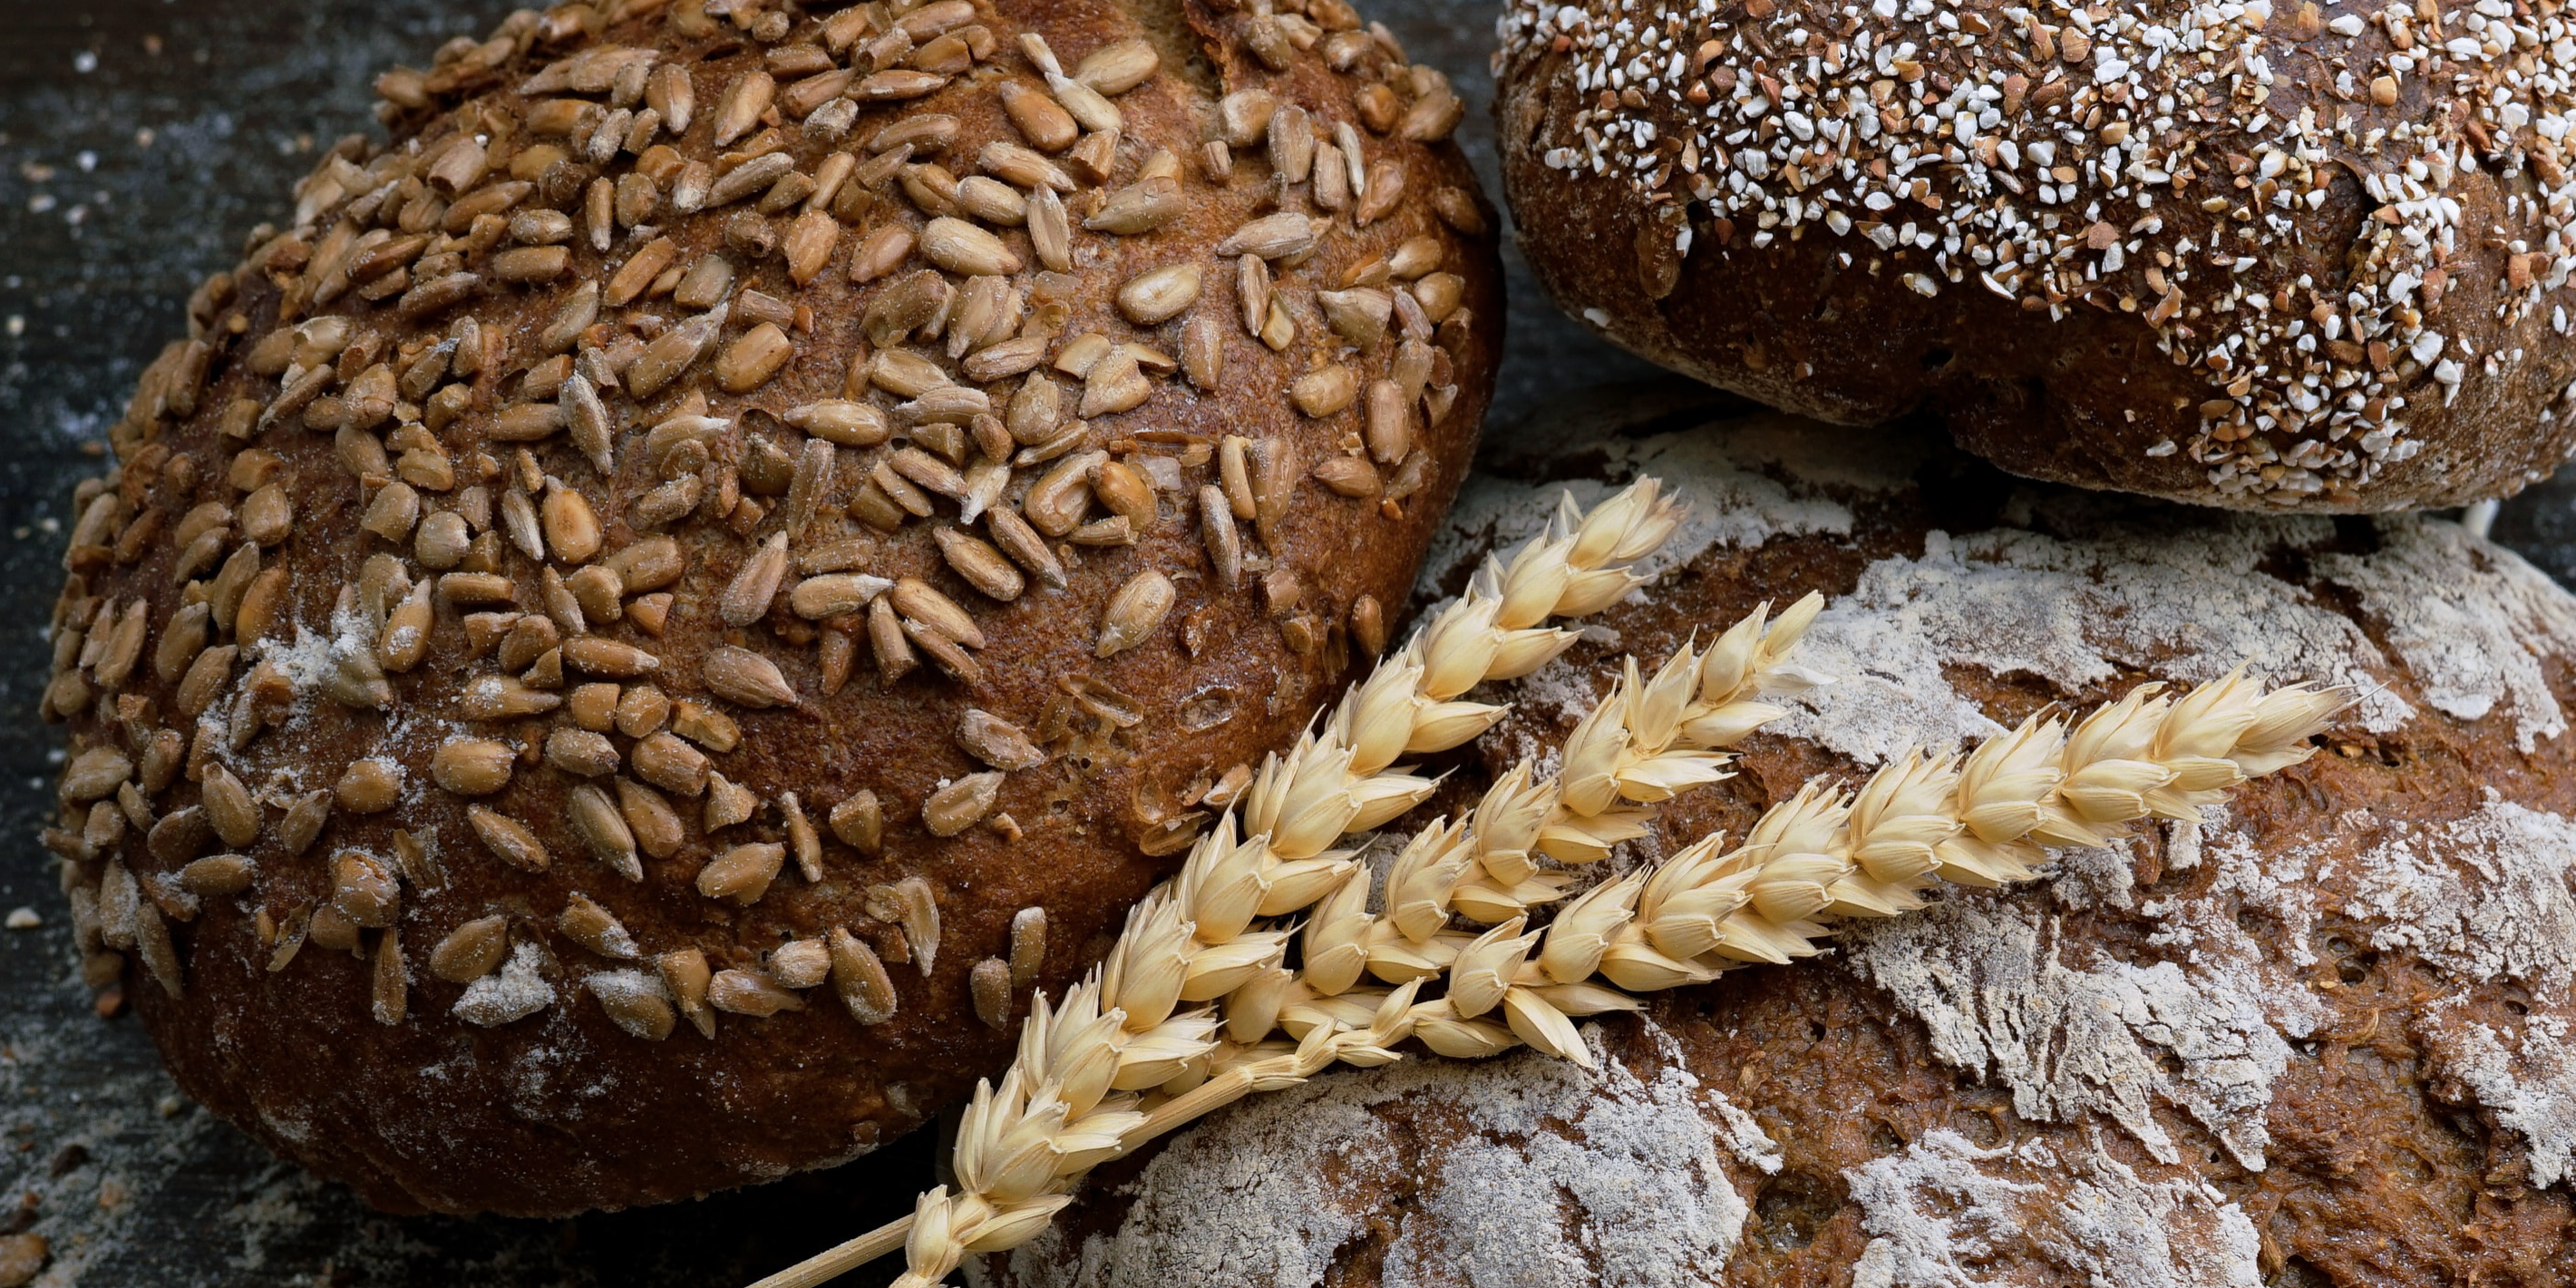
xmin=46 ymin=0 xmax=1501 ymax=1216
xmin=1495 ymin=0 xmax=2576 ymax=512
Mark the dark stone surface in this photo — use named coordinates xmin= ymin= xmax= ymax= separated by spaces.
xmin=0 ymin=1 xmax=2553 ymax=1284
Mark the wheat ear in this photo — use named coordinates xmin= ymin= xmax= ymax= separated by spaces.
xmin=743 ymin=482 xmax=1685 ymax=1288
xmin=747 ymin=485 xmax=2345 ymax=1288
xmin=1232 ymin=631 xmax=2341 ymax=1068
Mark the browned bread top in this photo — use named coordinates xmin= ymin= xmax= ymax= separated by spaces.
xmin=1494 ymin=0 xmax=2576 ymax=511
xmin=976 ymin=397 xmax=2576 ymax=1286
xmin=46 ymin=0 xmax=1500 ymax=1216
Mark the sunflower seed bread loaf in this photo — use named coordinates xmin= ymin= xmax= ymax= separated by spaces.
xmin=976 ymin=393 xmax=2576 ymax=1287
xmin=42 ymin=0 xmax=1499 ymax=1217
xmin=1494 ymin=0 xmax=2576 ymax=512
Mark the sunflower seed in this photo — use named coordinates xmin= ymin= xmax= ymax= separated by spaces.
xmin=789 ymin=571 xmax=893 ymax=620
xmin=1219 ymin=211 xmax=1320 ymax=259
xmin=1008 ymin=906 xmax=1046 ymax=986
xmin=457 ymin=675 xmax=562 ymax=721
xmin=781 ymin=399 xmax=889 ymax=447
xmin=371 ymin=928 xmax=408 ymax=1024
xmin=856 ymin=69 xmax=950 ymax=102
xmin=1080 ymin=347 xmax=1150 ymax=416
xmin=1021 ymin=449 xmax=1100 ymax=537
xmin=1097 ymin=571 xmax=1174 ymax=657
xmin=544 ymin=727 xmax=621 ymax=778
xmin=133 ymin=899 xmax=182 ymax=997
xmin=1320 ymin=288 xmax=1393 ymax=346
xmin=977 ymin=139 xmax=1073 ymax=191
xmin=276 ymin=789 xmax=331 ymax=855
xmin=1180 ymin=314 xmax=1225 ymax=392
xmin=957 ymin=709 xmax=1045 ymax=770
xmin=869 ymin=597 xmax=917 ymax=681
xmin=1412 ymin=272 xmax=1465 ymax=322
xmin=330 ymin=851 xmax=400 ymax=928
xmin=682 ymin=645 xmax=788 ymax=711
xmin=190 ymin=766 xmax=258 ymax=855
xmin=432 ymin=738 xmax=515 ymax=795
xmin=953 ymin=175 xmax=1027 ymax=226
xmin=697 ymin=842 xmax=785 ymax=904
xmin=970 ymin=957 xmax=1014 ymax=1028
xmin=557 ymin=892 xmax=639 ymax=960
xmin=829 ymin=789 xmax=884 ymax=854
xmin=626 ymin=730 xmax=707 ymax=797
xmin=1075 ymin=37 xmax=1158 ymax=93
xmin=1117 ymin=264 xmax=1202 ymax=326
xmin=870 ymin=345 xmax=950 ymax=396
xmin=716 ymin=321 xmax=795 ymax=393
xmin=569 ymin=784 xmax=642 ymax=881
xmin=828 ymin=928 xmax=897 ymax=1024
xmin=1314 ymin=454 xmax=1382 ymax=498
xmin=541 ymin=480 xmax=602 ymax=563
xmin=647 ymin=63 xmax=695 ymax=133
xmin=720 ymin=532 xmax=791 ymax=627
xmin=712 ymin=71 xmax=776 ymax=148
xmin=1352 ymin=593 xmax=1388 ymax=656
xmin=759 ymin=937 xmax=828 ymax=991
xmin=1200 ymin=485 xmax=1242 ymax=587
xmin=934 ymin=528 xmax=1024 ymax=600
xmin=869 ymin=875 xmax=941 ymax=974
xmin=180 ymin=854 xmax=256 ymax=897
xmin=153 ymin=602 xmax=212 ymax=687
xmin=983 ymin=504 xmax=1064 ymax=589
xmin=708 ymin=968 xmax=803 ymax=1016
xmin=1094 ymin=458 xmax=1155 ymax=528
xmin=890 ymin=577 xmax=983 ymax=648
xmin=1292 ymin=364 xmax=1358 ymax=416
xmin=173 ymin=644 xmax=238 ymax=718
xmin=1313 ymin=141 xmax=1352 ymax=210
xmin=588 ymin=970 xmax=676 ymax=1039
xmin=751 ymin=220 xmax=817 ymax=293
xmin=1026 ymin=186 xmax=1071 ymax=272
xmin=1388 ymin=235 xmax=1444 ymax=280
xmin=563 ymin=637 xmax=661 ymax=678
xmin=1268 ymin=103 xmax=1315 ymax=181
xmin=779 ymin=790 xmax=823 ymax=883
xmin=847 ymin=224 xmax=915 ymax=283
xmin=907 ymin=619 xmax=983 ymax=683
xmin=1085 ymin=175 xmax=1183 ymax=234
xmin=920 ymin=216 xmax=1020 ymax=276
xmin=1356 ymin=158 xmax=1405 ymax=224
xmin=617 ymin=776 xmax=685 ymax=861
xmin=997 ymin=80 xmax=1078 ymax=151
xmin=430 ymin=915 xmax=510 ymax=982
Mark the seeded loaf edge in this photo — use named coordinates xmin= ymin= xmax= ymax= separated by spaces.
xmin=977 ymin=393 xmax=2576 ymax=1287
xmin=45 ymin=0 xmax=1501 ymax=1216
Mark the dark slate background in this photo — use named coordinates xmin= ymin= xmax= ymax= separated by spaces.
xmin=0 ymin=2 xmax=2554 ymax=1285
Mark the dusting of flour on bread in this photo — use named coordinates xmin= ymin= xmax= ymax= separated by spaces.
xmin=986 ymin=1022 xmax=1770 ymax=1288
xmin=1843 ymin=1129 xmax=2264 ymax=1288
xmin=1843 ymin=870 xmax=2319 ymax=1171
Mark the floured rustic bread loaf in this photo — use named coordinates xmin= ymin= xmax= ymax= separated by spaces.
xmin=977 ymin=395 xmax=2576 ymax=1286
xmin=1492 ymin=0 xmax=2576 ymax=512
xmin=43 ymin=0 xmax=1499 ymax=1216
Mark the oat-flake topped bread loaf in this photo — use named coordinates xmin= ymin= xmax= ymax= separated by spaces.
xmin=42 ymin=0 xmax=1500 ymax=1216
xmin=1494 ymin=0 xmax=2576 ymax=512
xmin=977 ymin=396 xmax=2576 ymax=1286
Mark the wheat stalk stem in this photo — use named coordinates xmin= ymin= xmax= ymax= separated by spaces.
xmin=745 ymin=479 xmax=2343 ymax=1288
